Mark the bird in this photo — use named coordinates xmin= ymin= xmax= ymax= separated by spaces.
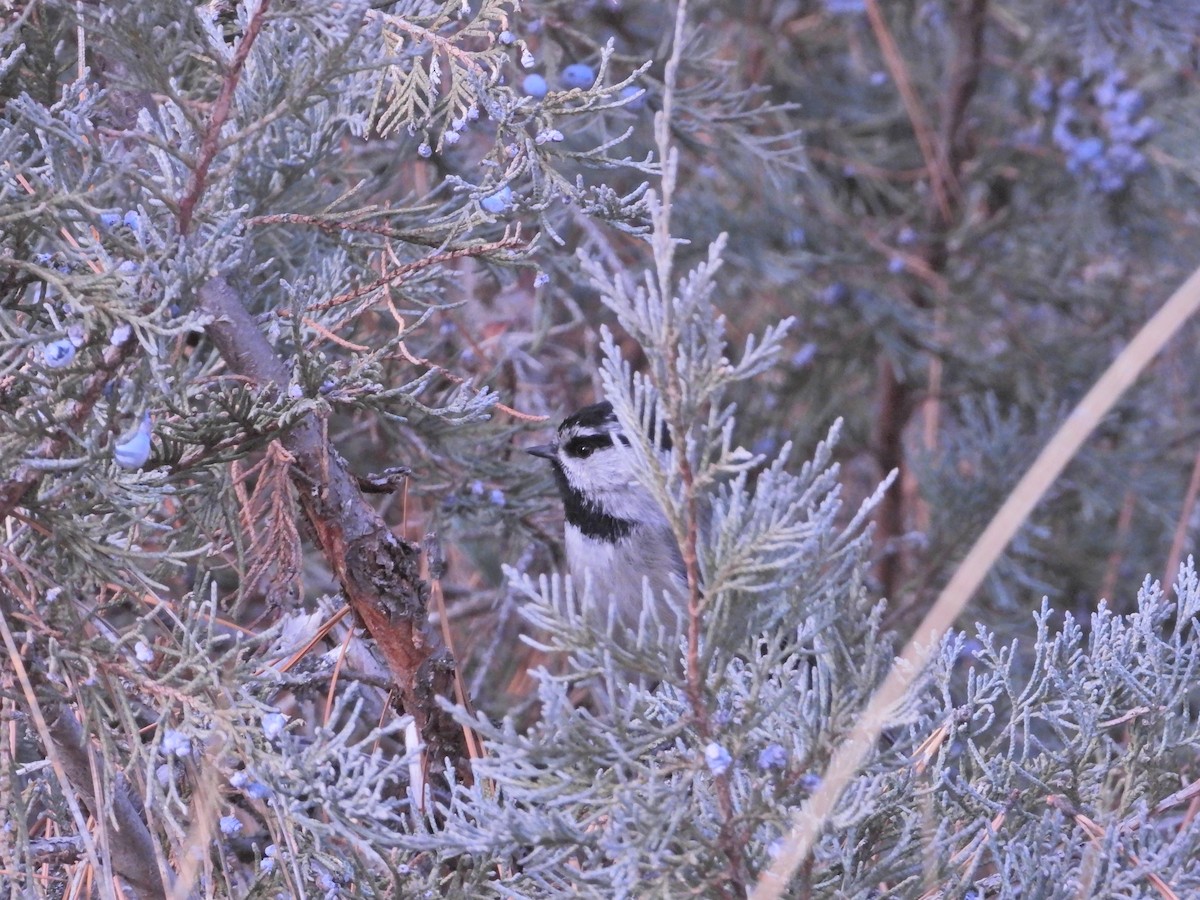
xmin=527 ymin=401 xmax=686 ymax=639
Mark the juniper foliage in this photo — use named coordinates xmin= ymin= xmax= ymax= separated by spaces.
xmin=1 ymin=2 xmax=1199 ymax=899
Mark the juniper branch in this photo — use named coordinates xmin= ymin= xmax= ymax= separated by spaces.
xmin=198 ymin=274 xmax=470 ymax=782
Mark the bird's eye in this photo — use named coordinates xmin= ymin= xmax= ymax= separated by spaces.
xmin=564 ymin=434 xmax=612 ymax=459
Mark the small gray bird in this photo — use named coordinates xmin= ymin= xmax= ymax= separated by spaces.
xmin=527 ymin=401 xmax=686 ymax=635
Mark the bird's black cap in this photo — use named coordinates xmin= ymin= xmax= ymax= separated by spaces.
xmin=559 ymin=401 xmax=616 ymax=432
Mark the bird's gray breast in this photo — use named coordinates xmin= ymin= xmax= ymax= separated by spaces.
xmin=564 ymin=521 xmax=686 ymax=633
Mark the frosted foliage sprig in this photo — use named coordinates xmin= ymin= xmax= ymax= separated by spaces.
xmin=369 ymin=0 xmax=518 ymax=146
xmin=437 ymin=560 xmax=1200 ymax=895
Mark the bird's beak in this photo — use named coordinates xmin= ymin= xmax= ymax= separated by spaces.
xmin=526 ymin=443 xmax=557 ymax=460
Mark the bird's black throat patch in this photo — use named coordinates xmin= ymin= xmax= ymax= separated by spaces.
xmin=548 ymin=463 xmax=636 ymax=541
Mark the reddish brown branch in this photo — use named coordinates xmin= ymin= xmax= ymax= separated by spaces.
xmin=1100 ymin=484 xmax=1137 ymax=600
xmin=178 ymin=0 xmax=273 ymax=235
xmin=250 ymin=215 xmax=528 ymax=315
xmin=199 ymin=275 xmax=470 ymax=780
xmin=1163 ymin=446 xmax=1200 ymax=587
xmin=863 ymin=0 xmax=954 ymax=222
xmin=246 ymin=212 xmax=444 ymax=243
xmin=937 ymin=0 xmax=989 ymax=201
xmin=872 ymin=357 xmax=911 ymax=601
xmin=868 ymin=1 xmax=989 ymax=603
xmin=306 ymin=232 xmax=526 ymax=314
xmin=676 ymin=441 xmax=749 ymax=895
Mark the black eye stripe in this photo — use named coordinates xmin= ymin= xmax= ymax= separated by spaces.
xmin=564 ymin=434 xmax=613 ymax=458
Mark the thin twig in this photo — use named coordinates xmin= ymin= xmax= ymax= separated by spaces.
xmin=392 ymin=328 xmax=547 ymax=422
xmin=1100 ymin=484 xmax=1138 ymax=600
xmin=323 ymin=613 xmax=356 ymax=726
xmin=0 ymin=614 xmax=110 ymax=897
xmin=302 ymin=317 xmax=370 ymax=352
xmin=651 ymin=1 xmax=748 ymax=892
xmin=863 ymin=0 xmax=954 ymax=221
xmin=268 ymin=606 xmax=351 ymax=677
xmin=429 ymin=574 xmax=485 ymax=762
xmin=177 ymin=0 xmax=273 ymax=235
xmin=14 ymin=172 xmax=104 ymax=274
xmin=301 ymin=231 xmax=527 ymax=315
xmin=1047 ymin=796 xmax=1178 ymax=900
xmin=247 ymin=212 xmax=445 ymax=243
xmin=804 ymin=147 xmax=928 ymax=182
xmin=1162 ymin=446 xmax=1200 ymax=587
xmin=937 ymin=0 xmax=988 ymax=192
